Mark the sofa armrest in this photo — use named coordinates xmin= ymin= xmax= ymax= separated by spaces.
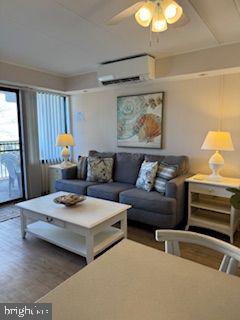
xmin=61 ymin=166 xmax=77 ymax=180
xmin=165 ymin=174 xmax=189 ymax=199
xmin=165 ymin=174 xmax=190 ymax=226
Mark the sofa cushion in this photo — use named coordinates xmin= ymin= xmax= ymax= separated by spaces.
xmin=87 ymin=182 xmax=134 ymax=202
xmin=114 ymin=152 xmax=144 ymax=184
xmin=154 ymin=162 xmax=179 ymax=194
xmin=86 ymin=157 xmax=114 ymax=182
xmin=136 ymin=161 xmax=158 ymax=192
xmin=119 ymin=188 xmax=176 ymax=215
xmin=163 ymin=156 xmax=189 ymax=175
xmin=154 ymin=178 xmax=167 ymax=194
xmin=77 ymin=156 xmax=88 ymax=180
xmin=89 ymin=150 xmax=115 ymax=159
xmin=55 ymin=179 xmax=99 ymax=195
xmin=144 ymin=154 xmax=165 ymax=164
xmin=144 ymin=154 xmax=189 ymax=175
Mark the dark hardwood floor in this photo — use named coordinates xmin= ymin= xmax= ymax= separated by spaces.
xmin=0 ymin=218 xmax=83 ymax=302
xmin=0 ymin=214 xmax=239 ymax=302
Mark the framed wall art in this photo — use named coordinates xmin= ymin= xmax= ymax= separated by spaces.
xmin=117 ymin=92 xmax=164 ymax=148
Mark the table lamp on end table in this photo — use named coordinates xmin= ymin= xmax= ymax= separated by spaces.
xmin=201 ymin=131 xmax=234 ymax=181
xmin=56 ymin=133 xmax=75 ymax=167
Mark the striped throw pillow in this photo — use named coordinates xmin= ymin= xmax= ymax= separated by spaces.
xmin=77 ymin=156 xmax=88 ymax=180
xmin=154 ymin=162 xmax=178 ymax=194
xmin=154 ymin=178 xmax=167 ymax=194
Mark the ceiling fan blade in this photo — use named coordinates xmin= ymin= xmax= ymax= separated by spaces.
xmin=107 ymin=1 xmax=145 ymax=25
xmin=170 ymin=13 xmax=190 ymax=28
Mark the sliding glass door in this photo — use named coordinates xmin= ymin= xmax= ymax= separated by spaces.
xmin=0 ymin=88 xmax=24 ymax=204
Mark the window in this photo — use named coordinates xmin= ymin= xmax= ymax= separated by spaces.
xmin=37 ymin=92 xmax=70 ymax=162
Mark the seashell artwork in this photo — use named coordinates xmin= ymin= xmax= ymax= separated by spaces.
xmin=117 ymin=92 xmax=163 ymax=148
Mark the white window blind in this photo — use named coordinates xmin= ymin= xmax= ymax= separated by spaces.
xmin=36 ymin=92 xmax=70 ymax=163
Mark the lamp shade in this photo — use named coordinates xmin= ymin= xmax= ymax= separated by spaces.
xmin=161 ymin=0 xmax=183 ymax=24
xmin=152 ymin=8 xmax=168 ymax=32
xmin=201 ymin=131 xmax=234 ymax=151
xmin=135 ymin=2 xmax=155 ymax=27
xmin=56 ymin=133 xmax=75 ymax=147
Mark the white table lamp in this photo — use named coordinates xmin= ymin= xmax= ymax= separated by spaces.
xmin=201 ymin=131 xmax=234 ymax=181
xmin=56 ymin=133 xmax=75 ymax=167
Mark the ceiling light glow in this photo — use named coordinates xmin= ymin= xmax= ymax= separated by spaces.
xmin=153 ymin=20 xmax=166 ymax=31
xmin=151 ymin=5 xmax=167 ymax=33
xmin=161 ymin=0 xmax=183 ymax=24
xmin=135 ymin=2 xmax=155 ymax=27
xmin=164 ymin=4 xmax=177 ymax=19
xmin=139 ymin=7 xmax=151 ymax=21
xmin=135 ymin=0 xmax=183 ymax=33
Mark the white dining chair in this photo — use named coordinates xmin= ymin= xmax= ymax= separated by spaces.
xmin=155 ymin=230 xmax=240 ymax=276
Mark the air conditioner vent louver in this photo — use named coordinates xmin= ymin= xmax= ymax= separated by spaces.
xmin=102 ymin=76 xmax=141 ymax=86
xmin=97 ymin=55 xmax=155 ymax=86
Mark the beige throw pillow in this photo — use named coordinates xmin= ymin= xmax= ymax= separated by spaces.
xmin=86 ymin=157 xmax=114 ymax=182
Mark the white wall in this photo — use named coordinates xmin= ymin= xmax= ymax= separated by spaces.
xmin=71 ymin=73 xmax=240 ymax=178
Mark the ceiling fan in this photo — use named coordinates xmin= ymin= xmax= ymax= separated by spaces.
xmin=107 ymin=0 xmax=188 ymax=33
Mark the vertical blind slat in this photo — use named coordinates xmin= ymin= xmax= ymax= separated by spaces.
xmin=36 ymin=92 xmax=69 ymax=163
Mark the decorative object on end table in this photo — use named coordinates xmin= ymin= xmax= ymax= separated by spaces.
xmin=201 ymin=131 xmax=234 ymax=181
xmin=56 ymin=133 xmax=75 ymax=167
xmin=54 ymin=194 xmax=86 ymax=207
xmin=117 ymin=92 xmax=164 ymax=148
xmin=226 ymin=188 xmax=240 ymax=209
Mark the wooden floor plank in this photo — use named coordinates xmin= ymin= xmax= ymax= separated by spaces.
xmin=0 ymin=211 xmax=239 ymax=302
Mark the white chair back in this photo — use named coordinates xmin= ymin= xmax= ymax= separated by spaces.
xmin=155 ymin=230 xmax=240 ymax=276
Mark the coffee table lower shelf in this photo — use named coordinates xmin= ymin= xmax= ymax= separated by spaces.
xmin=26 ymin=221 xmax=124 ymax=258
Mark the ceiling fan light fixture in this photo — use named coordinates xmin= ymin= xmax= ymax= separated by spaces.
xmin=135 ymin=2 xmax=155 ymax=27
xmin=161 ymin=0 xmax=183 ymax=24
xmin=151 ymin=7 xmax=167 ymax=32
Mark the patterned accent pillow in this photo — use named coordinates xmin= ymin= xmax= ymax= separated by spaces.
xmin=154 ymin=162 xmax=179 ymax=194
xmin=154 ymin=178 xmax=167 ymax=194
xmin=136 ymin=161 xmax=158 ymax=192
xmin=86 ymin=157 xmax=114 ymax=182
xmin=77 ymin=156 xmax=88 ymax=180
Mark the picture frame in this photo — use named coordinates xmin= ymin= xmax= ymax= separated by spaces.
xmin=117 ymin=92 xmax=164 ymax=149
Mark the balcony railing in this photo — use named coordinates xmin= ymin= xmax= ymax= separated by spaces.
xmin=0 ymin=140 xmax=20 ymax=180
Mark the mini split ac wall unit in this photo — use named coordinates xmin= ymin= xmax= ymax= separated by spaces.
xmin=97 ymin=54 xmax=156 ymax=86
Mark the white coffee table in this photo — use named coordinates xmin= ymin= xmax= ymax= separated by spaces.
xmin=16 ymin=192 xmax=131 ymax=264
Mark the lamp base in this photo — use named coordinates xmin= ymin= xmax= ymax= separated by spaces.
xmin=60 ymin=160 xmax=73 ymax=168
xmin=60 ymin=146 xmax=72 ymax=168
xmin=207 ymin=172 xmax=223 ymax=181
xmin=207 ymin=151 xmax=224 ymax=181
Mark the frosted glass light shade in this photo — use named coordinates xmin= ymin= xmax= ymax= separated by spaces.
xmin=201 ymin=131 xmax=234 ymax=151
xmin=135 ymin=2 xmax=155 ymax=27
xmin=152 ymin=8 xmax=167 ymax=32
xmin=56 ymin=133 xmax=75 ymax=147
xmin=161 ymin=0 xmax=183 ymax=24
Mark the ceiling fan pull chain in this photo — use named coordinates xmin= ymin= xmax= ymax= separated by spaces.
xmin=149 ymin=22 xmax=152 ymax=47
xmin=157 ymin=1 xmax=160 ymax=43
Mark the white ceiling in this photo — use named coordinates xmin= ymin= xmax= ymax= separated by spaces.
xmin=0 ymin=0 xmax=240 ymax=76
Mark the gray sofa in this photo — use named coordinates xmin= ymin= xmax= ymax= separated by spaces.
xmin=55 ymin=151 xmax=189 ymax=228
